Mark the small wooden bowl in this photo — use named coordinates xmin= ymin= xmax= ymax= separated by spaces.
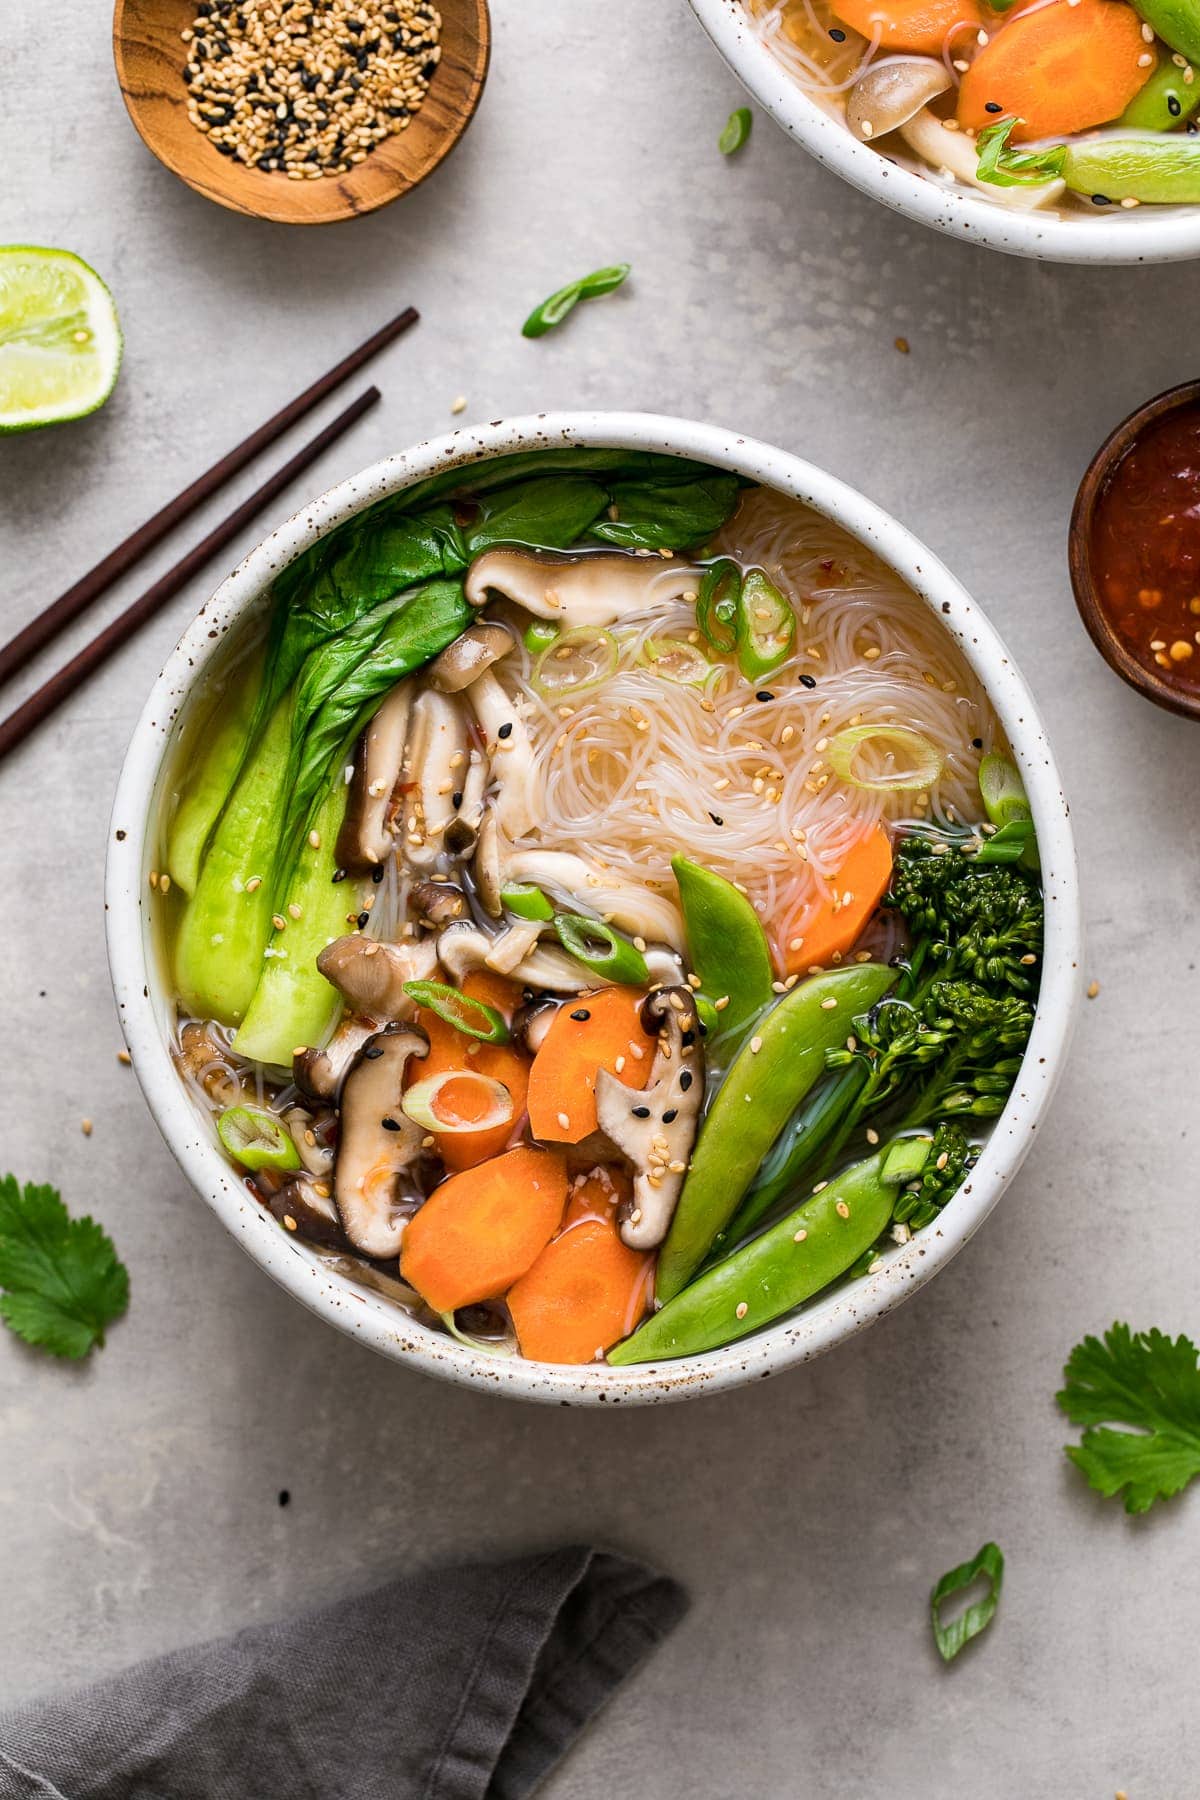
xmin=1069 ymin=378 xmax=1200 ymax=724
xmin=113 ymin=0 xmax=490 ymax=226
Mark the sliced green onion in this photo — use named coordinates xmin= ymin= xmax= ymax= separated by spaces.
xmin=217 ymin=1104 xmax=301 ymax=1173
xmin=978 ymin=754 xmax=1038 ymax=869
xmin=978 ymin=753 xmax=1029 ymax=830
xmin=641 ymin=636 xmax=716 ymax=688
xmin=521 ymin=264 xmax=631 ymax=338
xmin=501 ymin=881 xmax=554 ymax=922
xmin=554 ymin=913 xmax=649 ymax=986
xmin=826 ymin=724 xmax=943 ymax=792
xmin=696 ymin=559 xmax=741 ymax=655
xmin=880 ymin=1135 xmax=933 ymax=1187
xmin=440 ymin=1308 xmax=518 ymax=1358
xmin=719 ymin=106 xmax=752 ymax=155
xmin=402 ymin=1070 xmax=514 ymax=1135
xmin=736 ymin=569 xmax=795 ymax=680
xmin=532 ymin=625 xmax=618 ymax=700
xmin=973 ymin=818 xmax=1037 ymax=866
xmin=524 ymin=620 xmax=559 ymax=655
xmin=403 ymin=979 xmax=510 ymax=1044
xmin=930 ymin=1542 xmax=1005 ymax=1663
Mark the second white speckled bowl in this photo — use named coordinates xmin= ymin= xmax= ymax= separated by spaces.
xmin=106 ymin=412 xmax=1082 ymax=1404
xmin=689 ymin=0 xmax=1200 ymax=265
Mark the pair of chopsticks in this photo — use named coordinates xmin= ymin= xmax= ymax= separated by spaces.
xmin=0 ymin=305 xmax=420 ymax=764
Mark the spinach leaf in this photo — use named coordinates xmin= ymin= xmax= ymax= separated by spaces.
xmin=591 ymin=473 xmax=742 ymax=550
xmin=465 ymin=475 xmax=609 ymax=554
xmin=277 ymin=578 xmax=472 ymax=896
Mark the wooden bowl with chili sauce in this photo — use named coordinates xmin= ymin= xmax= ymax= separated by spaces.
xmin=1070 ymin=380 xmax=1200 ymax=723
xmin=112 ymin=0 xmax=490 ymax=226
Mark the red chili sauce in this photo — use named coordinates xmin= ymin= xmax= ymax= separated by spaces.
xmin=1089 ymin=403 xmax=1200 ymax=693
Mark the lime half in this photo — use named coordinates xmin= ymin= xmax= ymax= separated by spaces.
xmin=0 ymin=247 xmax=123 ymax=434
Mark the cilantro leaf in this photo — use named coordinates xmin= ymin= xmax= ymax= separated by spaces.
xmin=1057 ymin=1324 xmax=1200 ymax=1515
xmin=0 ymin=1174 xmax=129 ymax=1360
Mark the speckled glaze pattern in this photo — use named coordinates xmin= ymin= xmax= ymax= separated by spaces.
xmin=688 ymin=0 xmax=1200 ymax=266
xmin=105 ymin=413 xmax=1082 ymax=1406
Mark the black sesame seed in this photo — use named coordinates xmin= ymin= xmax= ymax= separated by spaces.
xmin=756 ymin=690 xmax=775 ymax=702
xmin=679 ymin=1069 xmax=693 ymax=1091
xmin=381 ymin=1117 xmax=402 ymax=1132
xmin=709 ymin=812 xmax=725 ymax=826
xmin=829 ymin=26 xmax=846 ymax=39
xmin=971 ymin=738 xmax=983 ymax=750
xmin=1169 ymin=94 xmax=1182 ymax=116
xmin=372 ymin=864 xmax=385 ymax=883
xmin=681 ymin=1029 xmax=696 ymax=1047
xmin=800 ymin=673 xmax=817 ymax=689
xmin=632 ymin=1105 xmax=652 ymax=1119
xmin=984 ymin=101 xmax=1002 ymax=114
xmin=570 ymin=1008 xmax=592 ymax=1021
xmin=278 ymin=1490 xmax=290 ymax=1506
xmin=1091 ymin=193 xmax=1111 ymax=205
xmin=498 ymin=721 xmax=513 ymax=739
xmin=363 ymin=1045 xmax=384 ymax=1060
xmin=357 ymin=911 xmax=370 ymax=928
xmin=662 ymin=1108 xmax=678 ymax=1124
xmin=451 ymin=790 xmax=463 ymax=808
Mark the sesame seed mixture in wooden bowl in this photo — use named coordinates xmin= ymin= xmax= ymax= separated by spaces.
xmin=112 ymin=0 xmax=490 ymax=225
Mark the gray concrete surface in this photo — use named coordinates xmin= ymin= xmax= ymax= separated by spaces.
xmin=3 ymin=4 xmax=1198 ymax=1795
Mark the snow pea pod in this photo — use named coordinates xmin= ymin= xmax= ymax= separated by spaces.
xmin=1120 ymin=55 xmax=1200 ymax=132
xmin=672 ymin=854 xmax=773 ymax=1043
xmin=655 ymin=961 xmax=896 ymax=1302
xmin=1063 ymin=133 xmax=1200 ymax=204
xmin=610 ymin=1148 xmax=895 ymax=1363
xmin=1134 ymin=0 xmax=1200 ymax=67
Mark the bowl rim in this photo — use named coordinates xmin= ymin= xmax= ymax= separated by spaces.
xmin=1069 ymin=378 xmax=1200 ymax=722
xmin=687 ymin=0 xmax=1200 ymax=266
xmin=106 ymin=410 xmax=1082 ymax=1406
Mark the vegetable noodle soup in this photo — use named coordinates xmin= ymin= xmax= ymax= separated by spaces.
xmin=154 ymin=449 xmax=1044 ymax=1366
xmin=747 ymin=0 xmax=1200 ymax=217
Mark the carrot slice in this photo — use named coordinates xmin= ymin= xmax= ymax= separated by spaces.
xmin=401 ymin=1144 xmax=568 ymax=1314
xmin=508 ymin=1216 xmax=653 ymax=1365
xmin=784 ymin=823 xmax=893 ymax=976
xmin=526 ymin=987 xmax=654 ymax=1145
xmin=408 ymin=970 xmax=530 ymax=1171
xmin=831 ymin=0 xmax=988 ymax=57
xmin=958 ymin=0 xmax=1152 ymax=142
xmin=561 ymin=1165 xmax=632 ymax=1231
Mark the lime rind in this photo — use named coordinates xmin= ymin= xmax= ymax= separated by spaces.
xmin=0 ymin=246 xmax=123 ymax=434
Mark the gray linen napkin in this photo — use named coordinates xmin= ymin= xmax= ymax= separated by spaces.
xmin=0 ymin=1546 xmax=686 ymax=1800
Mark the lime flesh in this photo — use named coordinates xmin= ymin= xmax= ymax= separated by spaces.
xmin=0 ymin=246 xmax=123 ymax=433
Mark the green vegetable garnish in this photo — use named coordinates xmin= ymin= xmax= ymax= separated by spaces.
xmin=718 ymin=106 xmax=752 ymax=155
xmin=735 ymin=569 xmax=795 ymax=680
xmin=695 ymin=558 xmax=741 ymax=655
xmin=672 ymin=854 xmax=773 ymax=1042
xmin=553 ymin=913 xmax=649 ymax=986
xmin=1058 ymin=1324 xmax=1200 ymax=1514
xmin=523 ymin=620 xmax=559 ymax=654
xmin=521 ymin=264 xmax=631 ymax=338
xmin=501 ymin=881 xmax=554 ymax=922
xmin=217 ymin=1105 xmax=301 ymax=1172
xmin=403 ymin=980 xmax=511 ymax=1044
xmin=977 ymin=115 xmax=1200 ymax=205
xmin=0 ymin=1174 xmax=129 ymax=1359
xmin=930 ymin=1543 xmax=1004 ymax=1663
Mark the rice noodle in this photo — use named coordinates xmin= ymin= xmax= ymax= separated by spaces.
xmin=494 ymin=487 xmax=998 ymax=964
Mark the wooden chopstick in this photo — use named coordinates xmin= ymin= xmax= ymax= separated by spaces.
xmin=0 ymin=386 xmax=381 ymax=766
xmin=0 ymin=304 xmax=417 ymax=688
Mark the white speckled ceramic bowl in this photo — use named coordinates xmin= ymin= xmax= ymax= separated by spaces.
xmin=106 ymin=412 xmax=1081 ymax=1404
xmin=689 ymin=0 xmax=1200 ymax=265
